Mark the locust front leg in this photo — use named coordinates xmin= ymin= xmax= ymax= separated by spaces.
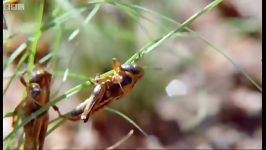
xmin=12 ymin=73 xmax=28 ymax=127
xmin=51 ymin=105 xmax=64 ymax=117
xmin=112 ymin=58 xmax=122 ymax=73
xmin=112 ymin=58 xmax=125 ymax=93
xmin=11 ymin=100 xmax=25 ymax=127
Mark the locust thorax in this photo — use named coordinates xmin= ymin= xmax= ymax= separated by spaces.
xmin=30 ymin=68 xmax=52 ymax=88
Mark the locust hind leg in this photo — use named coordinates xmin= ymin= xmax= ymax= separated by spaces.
xmin=60 ymin=83 xmax=106 ymax=122
xmin=23 ymin=120 xmax=38 ymax=150
xmin=80 ymin=83 xmax=106 ymax=122
xmin=31 ymin=115 xmax=45 ymax=150
xmin=38 ymin=114 xmax=49 ymax=150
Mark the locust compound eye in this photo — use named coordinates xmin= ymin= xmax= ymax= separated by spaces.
xmin=121 ymin=64 xmax=144 ymax=77
xmin=30 ymin=84 xmax=41 ymax=98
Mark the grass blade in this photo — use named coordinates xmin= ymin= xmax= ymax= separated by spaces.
xmin=46 ymin=118 xmax=66 ymax=136
xmin=125 ymin=0 xmax=223 ymax=64
xmin=3 ymin=43 xmax=27 ymax=70
xmin=105 ymin=107 xmax=148 ymax=137
xmin=106 ymin=129 xmax=134 ymax=150
xmin=118 ymin=1 xmax=261 ymax=92
xmin=3 ymin=51 xmax=28 ymax=95
xmin=41 ymin=7 xmax=87 ymax=31
xmin=27 ymin=0 xmax=45 ymax=73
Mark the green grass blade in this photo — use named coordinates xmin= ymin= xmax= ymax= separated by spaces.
xmin=4 ymin=117 xmax=20 ymax=150
xmin=3 ymin=51 xmax=28 ymax=95
xmin=84 ymin=4 xmax=101 ymax=24
xmin=53 ymin=70 xmax=89 ymax=81
xmin=46 ymin=118 xmax=66 ymax=136
xmin=113 ymin=1 xmax=153 ymax=40
xmin=16 ymin=132 xmax=24 ymax=149
xmin=106 ymin=129 xmax=134 ymax=150
xmin=41 ymin=7 xmax=87 ymax=31
xmin=3 ymin=43 xmax=27 ymax=70
xmin=196 ymin=35 xmax=262 ymax=92
xmin=124 ymin=1 xmax=261 ymax=92
xmin=27 ymin=0 xmax=45 ymax=73
xmin=3 ymin=112 xmax=13 ymax=118
xmin=105 ymin=107 xmax=148 ymax=137
xmin=68 ymin=5 xmax=101 ymax=41
xmin=125 ymin=0 xmax=223 ymax=64
xmin=38 ymin=52 xmax=53 ymax=64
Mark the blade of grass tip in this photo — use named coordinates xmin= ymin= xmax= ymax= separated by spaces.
xmin=196 ymin=34 xmax=262 ymax=92
xmin=4 ymin=80 xmax=93 ymax=141
xmin=84 ymin=4 xmax=101 ymax=24
xmin=3 ymin=112 xmax=13 ymax=118
xmin=126 ymin=2 xmax=261 ymax=92
xmin=3 ymin=42 xmax=27 ymax=70
xmin=62 ymin=68 xmax=69 ymax=82
xmin=125 ymin=0 xmax=223 ymax=64
xmin=3 ymin=51 xmax=28 ymax=95
xmin=106 ymin=129 xmax=134 ymax=150
xmin=38 ymin=52 xmax=53 ymax=64
xmin=27 ymin=0 xmax=45 ymax=73
xmin=68 ymin=4 xmax=101 ymax=41
xmin=105 ymin=107 xmax=148 ymax=137
xmin=68 ymin=29 xmax=80 ymax=41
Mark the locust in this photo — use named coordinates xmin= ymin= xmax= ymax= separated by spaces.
xmin=12 ymin=67 xmax=60 ymax=150
xmin=61 ymin=58 xmax=144 ymax=122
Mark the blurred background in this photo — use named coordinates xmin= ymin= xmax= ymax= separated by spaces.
xmin=3 ymin=0 xmax=262 ymax=149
